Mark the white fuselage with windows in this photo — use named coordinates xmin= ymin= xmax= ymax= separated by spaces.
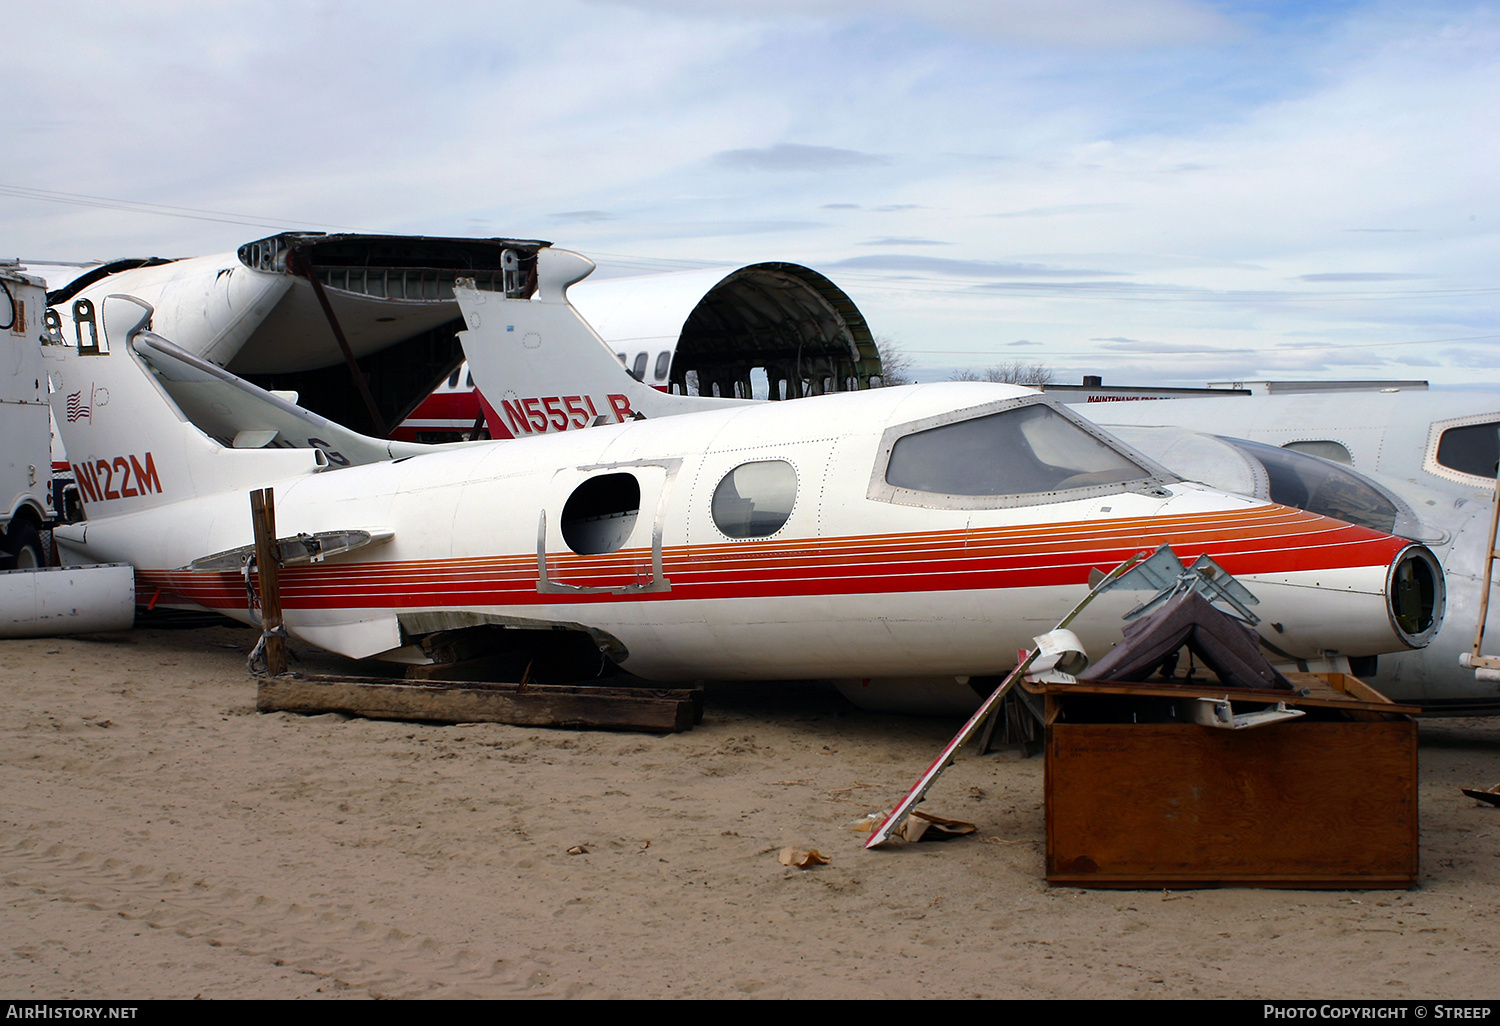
xmin=56 ymin=382 xmax=1440 ymax=680
xmin=45 ymin=273 xmax=1442 ymax=689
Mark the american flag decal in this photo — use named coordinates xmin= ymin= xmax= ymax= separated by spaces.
xmin=66 ymin=390 xmax=91 ymax=422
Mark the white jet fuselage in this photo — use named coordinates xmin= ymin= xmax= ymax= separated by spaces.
xmin=56 ymin=379 xmax=1438 ymax=681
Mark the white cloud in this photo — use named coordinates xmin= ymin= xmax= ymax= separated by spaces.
xmin=3 ymin=1 xmax=1496 ymax=388
xmin=712 ymin=144 xmax=890 ymax=171
xmin=589 ymin=0 xmax=1238 ymax=49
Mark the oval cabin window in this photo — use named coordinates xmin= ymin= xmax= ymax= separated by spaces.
xmin=712 ymin=460 xmax=797 ymax=538
xmin=1280 ymin=440 xmax=1353 ymax=465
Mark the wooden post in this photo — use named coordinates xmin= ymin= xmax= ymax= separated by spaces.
xmin=1473 ymin=479 xmax=1500 ymax=662
xmin=249 ymin=488 xmax=287 ymax=676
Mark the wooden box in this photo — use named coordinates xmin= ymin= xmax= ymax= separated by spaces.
xmin=1038 ymin=674 xmax=1419 ymax=888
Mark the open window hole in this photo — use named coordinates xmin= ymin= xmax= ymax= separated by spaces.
xmin=561 ymin=473 xmax=641 ymax=555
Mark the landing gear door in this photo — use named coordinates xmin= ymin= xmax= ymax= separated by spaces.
xmin=536 ymin=459 xmax=679 ymax=595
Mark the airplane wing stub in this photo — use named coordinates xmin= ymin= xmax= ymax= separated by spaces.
xmin=186 ymin=529 xmax=394 ymax=573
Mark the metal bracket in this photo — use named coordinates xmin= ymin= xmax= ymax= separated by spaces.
xmin=1189 ymin=697 xmax=1305 ymax=730
xmin=72 ymin=299 xmax=103 ymax=354
xmin=1101 ymin=544 xmax=1261 ymax=625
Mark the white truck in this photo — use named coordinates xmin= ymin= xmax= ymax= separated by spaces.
xmin=0 ymin=261 xmax=134 ymax=639
xmin=1 ymin=263 xmax=56 ymax=569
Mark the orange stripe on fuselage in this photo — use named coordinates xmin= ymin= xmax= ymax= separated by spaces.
xmin=133 ymin=504 xmax=1405 ymax=612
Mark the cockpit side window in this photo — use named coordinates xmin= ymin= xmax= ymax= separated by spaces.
xmin=1281 ymin=440 xmax=1352 ymax=465
xmin=879 ymin=402 xmax=1155 ymax=506
xmin=1436 ymin=422 xmax=1500 ymax=478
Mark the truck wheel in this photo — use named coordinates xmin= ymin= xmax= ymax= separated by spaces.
xmin=5 ymin=521 xmax=47 ymax=570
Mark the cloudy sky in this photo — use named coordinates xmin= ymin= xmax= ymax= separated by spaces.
xmin=6 ymin=0 xmax=1498 ymax=387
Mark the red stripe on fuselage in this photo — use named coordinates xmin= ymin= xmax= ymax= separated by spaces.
xmin=133 ymin=505 xmax=1406 ymax=613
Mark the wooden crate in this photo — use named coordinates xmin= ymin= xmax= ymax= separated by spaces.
xmin=1038 ymin=674 xmax=1419 ymax=888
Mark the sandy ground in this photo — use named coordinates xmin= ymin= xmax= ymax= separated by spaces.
xmin=2 ymin=625 xmax=1498 ymax=1001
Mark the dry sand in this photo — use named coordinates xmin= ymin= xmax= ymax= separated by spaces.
xmin=2 ymin=625 xmax=1498 ymax=1000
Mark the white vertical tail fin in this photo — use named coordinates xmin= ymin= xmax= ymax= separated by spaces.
xmin=48 ymin=294 xmax=326 ymax=518
xmin=455 ymin=249 xmax=748 ymax=440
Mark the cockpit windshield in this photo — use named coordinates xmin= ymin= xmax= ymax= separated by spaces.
xmin=881 ymin=402 xmax=1154 ymax=504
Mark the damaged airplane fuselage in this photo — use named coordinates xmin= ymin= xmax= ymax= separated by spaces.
xmin=42 ymin=260 xmax=1444 ymax=695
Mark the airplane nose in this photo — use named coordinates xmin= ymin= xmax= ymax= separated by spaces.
xmin=1388 ymin=544 xmax=1444 ymax=649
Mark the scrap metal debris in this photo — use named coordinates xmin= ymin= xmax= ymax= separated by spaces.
xmin=1461 ymin=784 xmax=1500 ymax=807
xmin=864 ymin=551 xmax=1150 ymax=850
xmin=1080 ymin=589 xmax=1290 ymax=691
xmin=900 ymin=810 xmax=977 ymax=843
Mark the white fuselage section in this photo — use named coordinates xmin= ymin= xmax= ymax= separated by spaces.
xmin=57 ymin=383 xmax=1432 ymax=681
xmin=1084 ymin=390 xmax=1500 ymax=496
xmin=1087 ymin=399 xmax=1500 ymax=711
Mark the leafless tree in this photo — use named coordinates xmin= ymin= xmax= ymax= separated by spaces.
xmin=950 ymin=359 xmax=1055 ymax=386
xmin=873 ymin=336 xmax=915 ymax=386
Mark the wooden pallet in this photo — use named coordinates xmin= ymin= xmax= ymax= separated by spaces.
xmin=257 ymin=672 xmax=703 ymax=733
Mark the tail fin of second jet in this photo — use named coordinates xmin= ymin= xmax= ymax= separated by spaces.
xmin=454 ymin=248 xmax=748 ymax=439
